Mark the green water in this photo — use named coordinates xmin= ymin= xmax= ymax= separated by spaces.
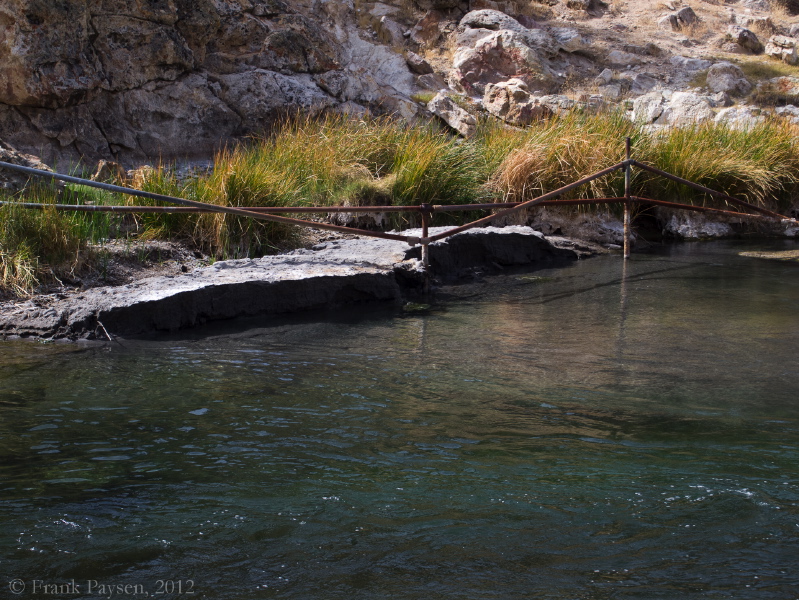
xmin=1 ymin=242 xmax=798 ymax=599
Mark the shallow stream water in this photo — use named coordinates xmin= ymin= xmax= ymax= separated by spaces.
xmin=1 ymin=241 xmax=798 ymax=599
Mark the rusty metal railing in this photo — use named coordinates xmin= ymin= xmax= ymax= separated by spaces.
xmin=1 ymin=138 xmax=796 ymax=268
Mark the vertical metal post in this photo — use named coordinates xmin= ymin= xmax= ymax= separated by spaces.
xmin=623 ymin=137 xmax=632 ymax=260
xmin=420 ymin=204 xmax=431 ymax=294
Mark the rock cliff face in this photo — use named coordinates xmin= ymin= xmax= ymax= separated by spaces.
xmin=3 ymin=0 xmax=799 ymax=167
xmin=0 ymin=0 xmax=429 ymax=165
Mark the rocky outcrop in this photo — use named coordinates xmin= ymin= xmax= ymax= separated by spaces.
xmin=726 ymin=25 xmax=764 ymax=54
xmin=427 ymin=91 xmax=477 ymax=136
xmin=660 ymin=92 xmax=715 ymax=126
xmin=657 ymin=7 xmax=697 ymax=31
xmin=631 ymin=91 xmax=714 ymax=126
xmin=765 ymin=35 xmax=799 ymax=65
xmin=0 ymin=0 xmax=423 ymax=166
xmin=448 ymin=9 xmax=579 ymax=95
xmin=525 ymin=207 xmax=633 ymax=248
xmin=0 ymin=226 xmax=580 ymax=340
xmin=706 ymin=62 xmax=752 ymax=96
xmin=482 ymin=79 xmax=552 ymax=126
xmin=0 ymin=140 xmax=56 ymax=192
xmin=714 ymin=106 xmax=764 ymax=129
xmin=660 ymin=211 xmax=735 ymax=240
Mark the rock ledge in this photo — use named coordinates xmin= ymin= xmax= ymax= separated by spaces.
xmin=0 ymin=226 xmax=584 ymax=340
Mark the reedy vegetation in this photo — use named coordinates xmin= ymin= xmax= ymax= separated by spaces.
xmin=2 ymin=112 xmax=799 ymax=295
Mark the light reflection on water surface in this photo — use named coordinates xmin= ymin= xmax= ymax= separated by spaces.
xmin=1 ymin=241 xmax=798 ymax=599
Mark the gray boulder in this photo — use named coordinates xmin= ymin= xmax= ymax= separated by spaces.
xmin=482 ymin=79 xmax=552 ymax=126
xmin=597 ymin=84 xmax=622 ymax=100
xmin=427 ymin=92 xmax=477 ymax=137
xmin=726 ymin=25 xmax=763 ymax=54
xmin=596 ymin=68 xmax=613 ymax=84
xmin=537 ymin=95 xmax=576 ymax=116
xmin=659 ymin=92 xmax=715 ymax=126
xmin=715 ymin=106 xmax=764 ymax=130
xmin=765 ymin=36 xmax=799 ymax=65
xmin=676 ymin=7 xmax=698 ymax=26
xmin=706 ymin=62 xmax=752 ymax=96
xmin=657 ymin=7 xmax=698 ymax=31
xmin=458 ymin=9 xmax=531 ymax=35
xmin=631 ymin=91 xmax=715 ymax=127
xmin=631 ymin=73 xmax=659 ymax=94
xmin=607 ymin=50 xmax=644 ymax=67
xmin=669 ymin=56 xmax=712 ymax=71
xmin=405 ymin=52 xmax=434 ymax=75
xmin=550 ymin=28 xmax=586 ymax=53
xmin=709 ymin=91 xmax=732 ymax=107
xmin=632 ymin=92 xmax=666 ymax=124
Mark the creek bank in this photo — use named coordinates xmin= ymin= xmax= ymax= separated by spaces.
xmin=0 ymin=226 xmax=596 ymax=341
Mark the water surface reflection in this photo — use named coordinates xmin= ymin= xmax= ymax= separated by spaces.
xmin=1 ymin=241 xmax=798 ymax=598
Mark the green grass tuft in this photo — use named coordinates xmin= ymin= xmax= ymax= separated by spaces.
xmin=410 ymin=92 xmax=436 ymax=105
xmin=0 ymin=188 xmax=95 ymax=295
xmin=736 ymin=57 xmax=799 ymax=81
xmin=4 ymin=110 xmax=799 ymax=296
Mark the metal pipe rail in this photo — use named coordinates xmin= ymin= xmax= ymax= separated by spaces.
xmin=427 ymin=162 xmax=628 ymax=242
xmin=630 ymin=160 xmax=790 ymax=221
xmin=2 ymin=142 xmax=796 ymax=262
xmin=0 ymin=197 xmax=630 ymax=214
xmin=0 ymin=160 xmax=419 ymax=244
xmin=1 ymin=196 xmax=782 ymax=224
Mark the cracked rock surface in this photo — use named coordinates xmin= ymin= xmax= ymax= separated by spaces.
xmin=0 ymin=0 xmax=421 ymax=165
xmin=0 ymin=226 xmax=585 ymax=340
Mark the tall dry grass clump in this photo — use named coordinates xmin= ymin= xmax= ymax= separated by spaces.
xmin=487 ymin=111 xmax=639 ymax=203
xmin=137 ymin=114 xmax=492 ymax=253
xmin=485 ymin=111 xmax=799 ymax=213
xmin=5 ymin=110 xmax=799 ymax=297
xmin=638 ymin=118 xmax=799 ymax=209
